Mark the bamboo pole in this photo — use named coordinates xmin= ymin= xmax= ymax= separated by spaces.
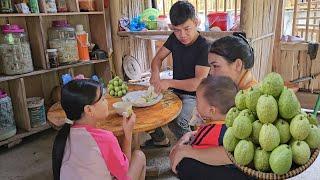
xmin=205 ymin=0 xmax=208 ymax=18
xmin=235 ymin=0 xmax=238 ymax=19
xmin=109 ymin=0 xmax=123 ymax=78
xmin=305 ymin=0 xmax=312 ymax=41
xmin=215 ymin=0 xmax=218 ymax=12
xmin=292 ymin=0 xmax=298 ymax=35
xmin=196 ymin=0 xmax=198 ymax=14
xmin=240 ymin=0 xmax=254 ymax=38
xmin=145 ymin=0 xmax=156 ymax=69
xmin=162 ymin=0 xmax=165 ymax=15
xmin=272 ymin=0 xmax=284 ymax=73
xmin=267 ymin=0 xmax=280 ymax=74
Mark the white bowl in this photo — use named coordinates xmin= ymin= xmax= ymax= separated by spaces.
xmin=112 ymin=102 xmax=132 ymax=116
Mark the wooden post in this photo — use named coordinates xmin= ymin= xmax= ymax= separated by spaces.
xmin=145 ymin=0 xmax=156 ymax=67
xmin=292 ymin=0 xmax=298 ymax=35
xmin=240 ymin=0 xmax=254 ymax=38
xmin=305 ymin=0 xmax=311 ymax=41
xmin=109 ymin=0 xmax=123 ymax=78
xmin=162 ymin=0 xmax=166 ymax=15
xmin=272 ymin=0 xmax=284 ymax=73
xmin=196 ymin=0 xmax=198 ymax=14
xmin=215 ymin=0 xmax=218 ymax=12
xmin=224 ymin=0 xmax=227 ymax=12
xmin=235 ymin=0 xmax=238 ymax=19
xmin=205 ymin=0 xmax=208 ymax=18
xmin=8 ymin=78 xmax=31 ymax=131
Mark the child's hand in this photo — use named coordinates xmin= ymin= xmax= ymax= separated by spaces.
xmin=122 ymin=112 xmax=136 ymax=139
xmin=178 ymin=131 xmax=196 ymax=145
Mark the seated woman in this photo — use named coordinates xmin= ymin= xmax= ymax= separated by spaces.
xmin=52 ymin=79 xmax=146 ymax=180
xmin=208 ymin=33 xmax=257 ymax=90
xmin=170 ymin=76 xmax=249 ymax=179
xmin=170 ymin=35 xmax=258 ymax=179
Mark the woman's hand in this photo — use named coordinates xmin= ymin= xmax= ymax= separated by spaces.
xmin=169 ymin=144 xmax=192 ymax=174
xmin=122 ymin=112 xmax=136 ymax=140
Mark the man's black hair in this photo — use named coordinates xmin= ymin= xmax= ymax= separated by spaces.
xmin=170 ymin=1 xmax=196 ymax=26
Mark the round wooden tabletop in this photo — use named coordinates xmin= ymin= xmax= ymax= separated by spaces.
xmin=47 ymin=84 xmax=182 ymax=136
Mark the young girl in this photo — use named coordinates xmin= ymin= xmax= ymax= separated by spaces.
xmin=170 ymin=76 xmax=249 ymax=179
xmin=52 ymin=79 xmax=146 ymax=180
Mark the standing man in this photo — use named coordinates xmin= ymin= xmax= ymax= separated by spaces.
xmin=142 ymin=1 xmax=210 ymax=148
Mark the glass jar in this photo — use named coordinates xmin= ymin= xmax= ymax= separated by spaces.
xmin=0 ymin=24 xmax=34 ymax=75
xmin=0 ymin=90 xmax=16 ymax=141
xmin=79 ymin=0 xmax=95 ymax=12
xmin=56 ymin=0 xmax=68 ymax=12
xmin=48 ymin=20 xmax=79 ymax=65
xmin=0 ymin=0 xmax=14 ymax=13
xmin=28 ymin=0 xmax=40 ymax=13
xmin=46 ymin=0 xmax=57 ymax=13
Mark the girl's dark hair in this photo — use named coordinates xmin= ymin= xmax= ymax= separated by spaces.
xmin=52 ymin=79 xmax=102 ymax=180
xmin=209 ymin=34 xmax=254 ymax=69
xmin=198 ymin=76 xmax=238 ymax=114
xmin=170 ymin=1 xmax=196 ymax=26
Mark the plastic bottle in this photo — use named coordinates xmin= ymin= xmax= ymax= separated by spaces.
xmin=75 ymin=24 xmax=90 ymax=61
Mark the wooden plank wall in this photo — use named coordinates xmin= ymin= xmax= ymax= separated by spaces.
xmin=275 ymin=42 xmax=320 ymax=92
xmin=241 ymin=0 xmax=279 ymax=81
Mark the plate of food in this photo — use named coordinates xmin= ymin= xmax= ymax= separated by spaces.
xmin=122 ymin=86 xmax=163 ymax=107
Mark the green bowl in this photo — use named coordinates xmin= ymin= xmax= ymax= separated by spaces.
xmin=145 ymin=21 xmax=158 ymax=30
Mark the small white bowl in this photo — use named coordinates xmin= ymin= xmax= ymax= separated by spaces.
xmin=112 ymin=102 xmax=132 ymax=117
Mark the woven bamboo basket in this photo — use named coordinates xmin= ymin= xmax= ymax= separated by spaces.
xmin=226 ymin=148 xmax=319 ymax=180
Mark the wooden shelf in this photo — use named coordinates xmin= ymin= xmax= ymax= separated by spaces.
xmin=0 ymin=11 xmax=104 ymax=17
xmin=0 ymin=0 xmax=110 ymax=148
xmin=0 ymin=124 xmax=51 ymax=147
xmin=0 ymin=59 xmax=109 ymax=83
xmin=118 ymin=30 xmax=236 ymax=40
xmin=0 ymin=13 xmax=41 ymax=17
xmin=40 ymin=11 xmax=104 ymax=16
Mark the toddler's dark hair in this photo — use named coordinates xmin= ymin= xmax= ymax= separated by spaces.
xmin=198 ymin=76 xmax=238 ymax=114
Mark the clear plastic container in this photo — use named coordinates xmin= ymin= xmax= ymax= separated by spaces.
xmin=48 ymin=20 xmax=79 ymax=65
xmin=157 ymin=15 xmax=169 ymax=30
xmin=0 ymin=24 xmax=34 ymax=75
xmin=0 ymin=0 xmax=14 ymax=13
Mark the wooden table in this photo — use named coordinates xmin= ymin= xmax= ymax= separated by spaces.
xmin=47 ymin=84 xmax=182 ymax=136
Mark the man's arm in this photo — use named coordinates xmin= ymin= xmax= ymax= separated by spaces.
xmin=163 ymin=65 xmax=210 ymax=92
xmin=184 ymin=146 xmax=232 ymax=165
xmin=150 ymin=46 xmax=171 ymax=85
xmin=170 ymin=145 xmax=232 ymax=173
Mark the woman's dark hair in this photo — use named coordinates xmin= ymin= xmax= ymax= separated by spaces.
xmin=198 ymin=75 xmax=238 ymax=114
xmin=170 ymin=1 xmax=196 ymax=26
xmin=209 ymin=33 xmax=254 ymax=69
xmin=52 ymin=79 xmax=102 ymax=180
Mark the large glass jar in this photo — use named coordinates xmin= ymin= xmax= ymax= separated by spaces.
xmin=48 ymin=20 xmax=79 ymax=65
xmin=0 ymin=0 xmax=14 ymax=13
xmin=0 ymin=24 xmax=34 ymax=75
